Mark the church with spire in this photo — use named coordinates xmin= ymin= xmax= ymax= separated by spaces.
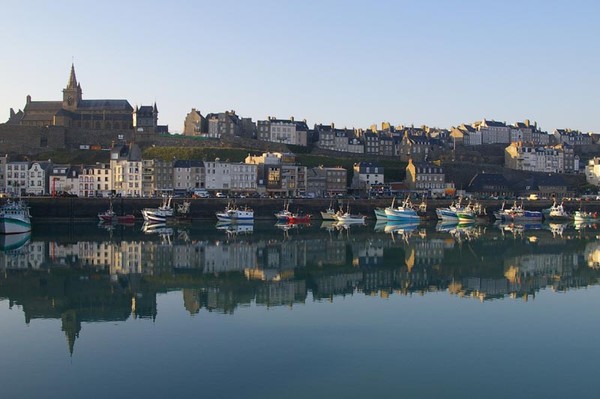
xmin=6 ymin=64 xmax=167 ymax=134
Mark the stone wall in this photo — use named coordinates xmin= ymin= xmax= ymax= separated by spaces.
xmin=0 ymin=124 xmax=66 ymax=154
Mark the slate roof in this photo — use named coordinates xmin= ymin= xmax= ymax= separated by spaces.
xmin=467 ymin=173 xmax=509 ymax=192
xmin=111 ymin=143 xmax=142 ymax=161
xmin=484 ymin=120 xmax=507 ymax=127
xmin=173 ymin=160 xmax=204 ymax=168
xmin=78 ymin=100 xmax=133 ymax=111
xmin=534 ymin=174 xmax=567 ymax=188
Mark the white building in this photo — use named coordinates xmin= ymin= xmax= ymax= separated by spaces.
xmin=27 ymin=161 xmax=52 ymax=195
xmin=79 ymin=163 xmax=111 ymax=197
xmin=474 ymin=119 xmax=511 ymax=144
xmin=173 ymin=160 xmax=204 ymax=193
xmin=110 ymin=143 xmax=142 ymax=197
xmin=505 ymin=142 xmax=564 ymax=173
xmin=49 ymin=164 xmax=80 ymax=196
xmin=585 ymin=157 xmax=600 ymax=186
xmin=230 ymin=163 xmax=258 ymax=193
xmin=6 ymin=161 xmax=29 ymax=195
xmin=257 ymin=117 xmax=309 ymax=146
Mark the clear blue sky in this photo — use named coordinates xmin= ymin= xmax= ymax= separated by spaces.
xmin=1 ymin=0 xmax=599 ymax=133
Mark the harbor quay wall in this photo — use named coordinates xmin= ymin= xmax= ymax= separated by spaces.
xmin=20 ymin=197 xmax=600 ymax=221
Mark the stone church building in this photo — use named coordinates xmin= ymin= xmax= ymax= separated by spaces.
xmin=6 ymin=64 xmax=167 ymax=134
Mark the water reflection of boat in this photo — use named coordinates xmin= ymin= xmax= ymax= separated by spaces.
xmin=496 ymin=221 xmax=542 ymax=235
xmin=320 ymin=221 xmax=337 ymax=232
xmin=334 ymin=219 xmax=366 ymax=229
xmin=573 ymin=221 xmax=598 ymax=231
xmin=543 ymin=221 xmax=570 ymax=237
xmin=0 ymin=232 xmax=31 ymax=251
xmin=142 ymin=222 xmax=174 ymax=235
xmin=374 ymin=220 xmax=388 ymax=232
xmin=216 ymin=222 xmax=254 ymax=235
xmin=383 ymin=221 xmax=419 ymax=234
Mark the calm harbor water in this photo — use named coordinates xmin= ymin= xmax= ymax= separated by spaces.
xmin=1 ymin=220 xmax=600 ymax=398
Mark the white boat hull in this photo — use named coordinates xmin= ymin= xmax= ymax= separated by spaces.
xmin=384 ymin=208 xmax=420 ymax=221
xmin=0 ymin=216 xmax=32 ymax=234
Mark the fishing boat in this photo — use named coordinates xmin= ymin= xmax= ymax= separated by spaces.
xmin=455 ymin=209 xmax=476 ymax=223
xmin=494 ymin=201 xmax=542 ymax=222
xmin=216 ymin=202 xmax=254 ymax=222
xmin=98 ymin=200 xmax=135 ymax=224
xmin=0 ymin=200 xmax=32 ymax=234
xmin=175 ymin=201 xmax=192 ymax=222
xmin=374 ymin=208 xmax=387 ymax=220
xmin=274 ymin=202 xmax=293 ymax=222
xmin=573 ymin=210 xmax=600 ymax=222
xmin=286 ymin=213 xmax=311 ymax=223
xmin=320 ymin=201 xmax=337 ymax=220
xmin=384 ymin=197 xmax=420 ymax=221
xmin=437 ymin=197 xmax=485 ymax=222
xmin=333 ymin=202 xmax=366 ymax=223
xmin=542 ymin=200 xmax=572 ymax=221
xmin=336 ymin=212 xmax=367 ymax=223
xmin=142 ymin=196 xmax=174 ymax=223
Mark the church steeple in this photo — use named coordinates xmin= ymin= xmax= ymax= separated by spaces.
xmin=63 ymin=63 xmax=82 ymax=110
xmin=66 ymin=63 xmax=78 ymax=89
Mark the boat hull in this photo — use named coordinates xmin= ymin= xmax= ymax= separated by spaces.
xmin=287 ymin=215 xmax=311 ymax=223
xmin=384 ymin=208 xmax=420 ymax=221
xmin=216 ymin=210 xmax=254 ymax=222
xmin=436 ymin=208 xmax=458 ymax=221
xmin=0 ymin=216 xmax=32 ymax=234
xmin=374 ymin=208 xmax=387 ymax=220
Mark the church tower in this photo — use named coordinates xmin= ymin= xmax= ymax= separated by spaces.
xmin=62 ymin=63 xmax=82 ymax=111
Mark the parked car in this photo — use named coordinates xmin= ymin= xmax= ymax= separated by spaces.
xmin=215 ymin=192 xmax=226 ymax=198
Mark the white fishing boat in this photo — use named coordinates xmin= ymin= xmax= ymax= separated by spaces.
xmin=275 ymin=201 xmax=293 ymax=222
xmin=384 ymin=197 xmax=420 ymax=221
xmin=0 ymin=200 xmax=32 ymax=234
xmin=335 ymin=212 xmax=367 ymax=223
xmin=374 ymin=208 xmax=387 ymax=220
xmin=142 ymin=196 xmax=174 ymax=223
xmin=216 ymin=203 xmax=254 ymax=222
xmin=333 ymin=202 xmax=366 ymax=223
xmin=543 ymin=200 xmax=572 ymax=221
xmin=320 ymin=200 xmax=337 ymax=220
xmin=573 ymin=210 xmax=600 ymax=223
xmin=494 ymin=201 xmax=542 ymax=222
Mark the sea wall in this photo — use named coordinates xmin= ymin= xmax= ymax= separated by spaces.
xmin=21 ymin=197 xmax=600 ymax=221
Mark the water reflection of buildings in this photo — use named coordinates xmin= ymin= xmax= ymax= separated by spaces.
xmin=2 ymin=226 xmax=600 ymax=354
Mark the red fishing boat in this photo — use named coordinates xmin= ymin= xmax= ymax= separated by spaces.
xmin=286 ymin=213 xmax=311 ymax=224
xmin=98 ymin=201 xmax=135 ymax=224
